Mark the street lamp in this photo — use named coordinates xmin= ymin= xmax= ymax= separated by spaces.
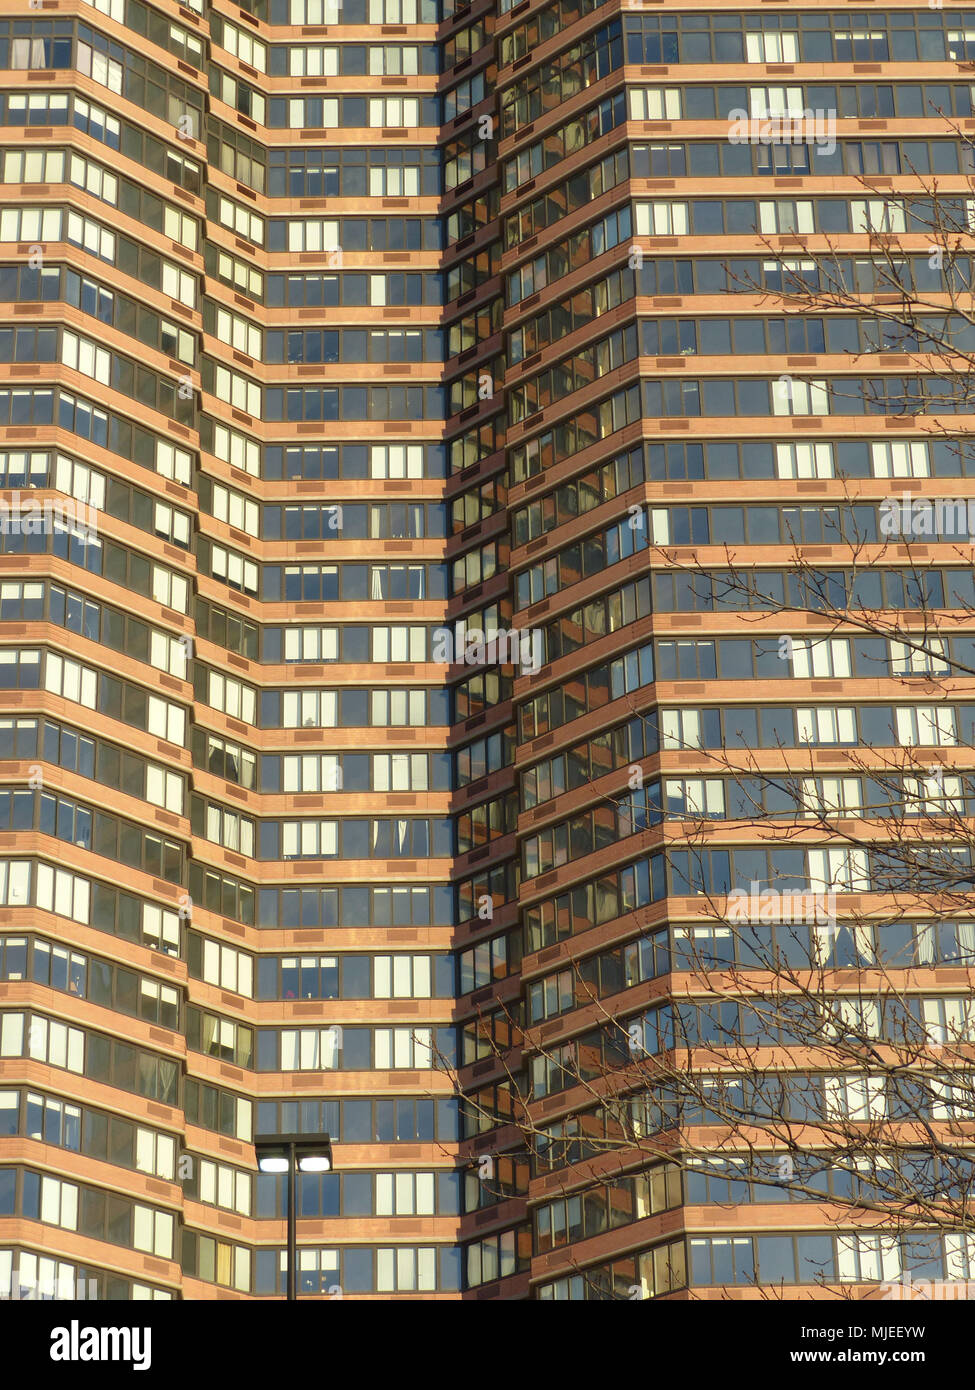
xmin=255 ymin=1132 xmax=333 ymax=1300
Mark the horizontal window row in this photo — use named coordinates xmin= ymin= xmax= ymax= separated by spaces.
xmin=504 ymin=89 xmax=626 ymax=194
xmin=0 ymin=1247 xmax=170 ymax=1301
xmin=256 ymin=1095 xmax=458 ymax=1145
xmin=254 ymin=1024 xmax=456 ymax=1072
xmin=535 ymin=1164 xmax=681 ymax=1253
xmin=254 ymin=952 xmax=454 ymax=1002
xmin=257 ymin=1169 xmax=460 ymax=1219
xmin=266 ymin=270 xmax=442 ymax=309
xmin=537 ymin=1072 xmax=974 ymax=1172
xmin=0 ymin=1011 xmax=178 ymax=1106
xmin=0 ymin=386 xmax=193 ymax=487
xmin=0 ymin=935 xmax=179 ymax=1028
xmin=0 ymin=633 xmax=185 ymax=746
xmin=0 ymin=266 xmax=195 ymax=367
xmin=626 ymin=80 xmax=975 ymax=123
xmin=519 ymin=639 xmax=654 ymax=743
xmin=0 ymin=1087 xmax=175 ymax=1181
xmin=195 ymin=737 xmax=452 ymax=795
xmin=658 ymin=700 xmax=972 ymax=753
xmin=263 ymin=213 xmax=442 ymax=255
xmin=0 ymin=787 xmax=183 ymax=882
xmin=537 ymin=1238 xmax=685 ymax=1302
xmin=648 ymin=496 xmax=975 ymax=547
xmin=634 ymin=193 xmax=975 ymax=239
xmin=251 ymin=1243 xmax=461 ymax=1296
xmin=202 ymin=366 xmax=447 ymax=424
xmin=0 ymin=204 xmax=196 ymax=308
xmin=265 ymin=94 xmax=438 ymax=129
xmin=0 ymin=857 xmax=179 ymax=955
xmin=0 ymin=1167 xmax=173 ymax=1260
xmin=188 ymin=864 xmax=454 ymax=931
xmin=525 ymin=436 xmax=969 ymax=492
xmin=653 ymin=633 xmax=974 ymax=682
xmin=0 ymin=88 xmax=202 ymax=193
xmin=264 ymin=39 xmax=438 ymax=78
xmin=1 ymin=21 xmax=204 ymax=128
xmin=689 ymin=1231 xmax=975 ymax=1290
xmin=669 ymin=841 xmax=975 ymax=898
xmin=196 ymin=675 xmax=451 ymax=735
xmin=246 ymin=814 xmax=453 ymax=862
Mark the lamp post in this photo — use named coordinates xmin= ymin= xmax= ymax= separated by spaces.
xmin=255 ymin=1133 xmax=333 ymax=1301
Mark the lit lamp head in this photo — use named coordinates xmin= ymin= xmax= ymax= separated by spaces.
xmin=255 ymin=1142 xmax=290 ymax=1175
xmin=295 ymin=1137 xmax=333 ymax=1173
xmin=254 ymin=1134 xmax=333 ymax=1175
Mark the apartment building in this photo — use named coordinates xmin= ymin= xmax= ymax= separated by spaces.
xmin=1 ymin=0 xmax=974 ymax=1300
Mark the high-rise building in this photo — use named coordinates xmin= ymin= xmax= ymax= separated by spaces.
xmin=1 ymin=0 xmax=974 ymax=1302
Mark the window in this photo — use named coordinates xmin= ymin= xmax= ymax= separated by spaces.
xmin=212 ymin=423 xmax=260 ymax=478
xmin=758 ymin=199 xmax=814 ymax=235
xmin=629 ymin=88 xmax=681 ymax=120
xmin=851 ymin=198 xmax=907 ymax=233
xmin=745 ymin=31 xmax=799 ymax=62
xmin=871 ymin=441 xmax=930 ymax=478
xmin=207 ymin=671 xmax=257 ymax=724
xmin=218 ymin=19 xmax=266 ymax=72
xmin=373 ymin=1171 xmax=433 ymax=1215
xmin=790 ymin=638 xmax=851 ymax=679
xmin=76 ymin=41 xmax=123 ymax=94
xmin=135 ymin=1126 xmax=176 ymax=1181
xmin=772 ymin=378 xmax=829 ymax=416
xmin=282 ymin=755 xmax=341 ymax=793
xmin=371 ymin=627 xmax=426 ymax=663
xmin=373 ymin=956 xmax=432 ymax=999
xmin=635 ymin=202 xmax=688 ymax=236
xmin=280 ymin=1027 xmax=341 ymax=1070
xmin=141 ymin=903 xmax=180 ymax=955
xmin=212 ymin=365 xmax=261 ymax=420
xmin=374 ymin=1026 xmax=433 ymax=1069
xmin=775 ymin=442 xmax=834 ymax=479
xmin=376 ymin=1245 xmax=437 ymax=1292
xmin=208 ymin=542 xmax=259 ymax=597
xmin=283 ymin=628 xmax=337 ymax=663
xmin=370 ymin=444 xmax=424 ymax=479
xmin=282 ymin=690 xmax=337 ymax=729
xmin=43 ymin=654 xmax=96 ymax=711
xmin=197 ymin=1157 xmax=251 ymax=1215
xmin=369 ymin=97 xmax=419 ymax=127
xmin=895 ymin=705 xmax=956 ymax=747
xmin=213 ymin=310 xmax=261 ymax=362
xmin=189 ymin=935 xmax=254 ymax=998
xmin=0 ymin=1013 xmax=84 ymax=1073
